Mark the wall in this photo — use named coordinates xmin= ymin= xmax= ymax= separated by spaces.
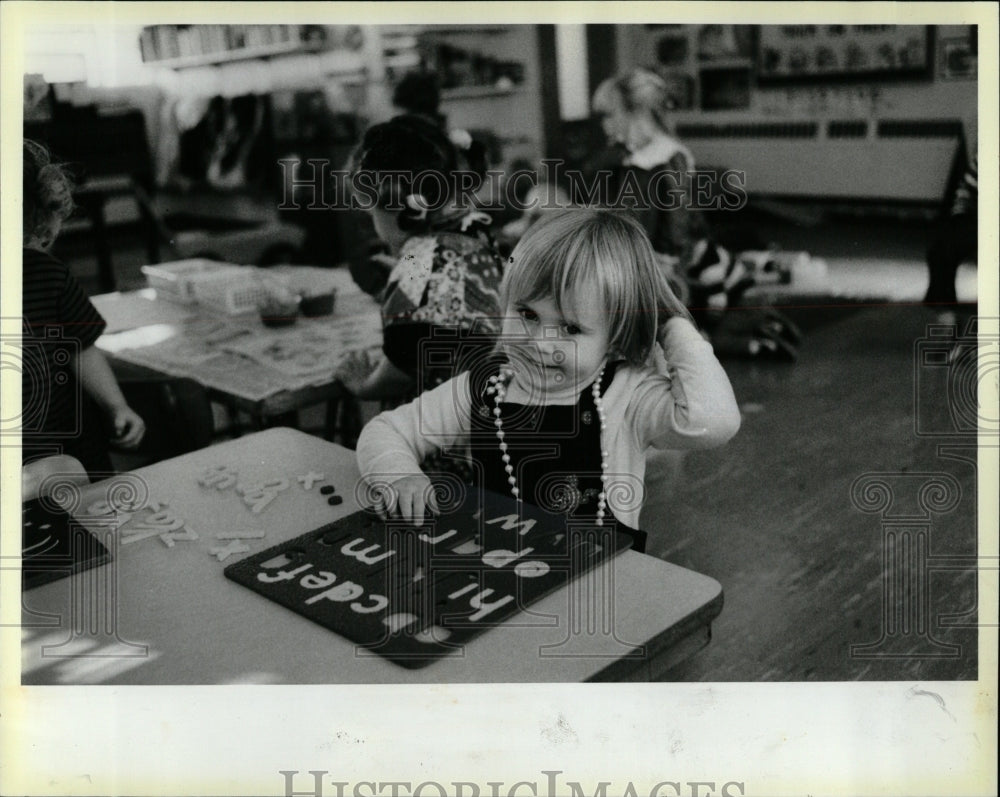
xmin=423 ymin=25 xmax=545 ymax=166
xmin=614 ymin=24 xmax=977 ymax=203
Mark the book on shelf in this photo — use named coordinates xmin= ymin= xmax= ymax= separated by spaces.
xmin=140 ymin=24 xmax=307 ymax=64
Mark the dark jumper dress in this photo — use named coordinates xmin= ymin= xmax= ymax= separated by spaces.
xmin=461 ymin=359 xmax=648 ymax=553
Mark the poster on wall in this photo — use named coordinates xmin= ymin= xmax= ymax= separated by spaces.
xmin=939 ymin=36 xmax=977 ymax=79
xmin=757 ymin=24 xmax=934 ymax=82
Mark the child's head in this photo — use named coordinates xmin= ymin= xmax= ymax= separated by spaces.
xmin=500 ymin=208 xmax=689 ymax=386
xmin=23 ymin=139 xmax=74 ymax=250
xmin=391 ymin=71 xmax=445 ymax=127
xmin=592 ymin=68 xmax=670 ymax=151
xmin=350 ymin=114 xmax=487 ymax=247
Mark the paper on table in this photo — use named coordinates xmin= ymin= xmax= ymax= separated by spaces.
xmin=91 ymin=291 xmax=194 ymax=333
xmin=111 ymin=335 xmax=220 ymax=367
xmin=220 ymin=315 xmax=383 ymax=378
xmin=113 ymin=342 xmax=292 ymax=402
xmin=189 ymin=352 xmax=298 ymax=401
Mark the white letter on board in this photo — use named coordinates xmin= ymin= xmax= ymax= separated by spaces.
xmin=300 ymin=572 xmax=337 ymax=589
xmin=257 ymin=564 xmax=313 ymax=583
xmin=341 ymin=537 xmax=395 ymax=565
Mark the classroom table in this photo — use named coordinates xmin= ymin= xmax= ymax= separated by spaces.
xmin=20 ymin=428 xmax=724 ymax=683
xmin=91 ymin=266 xmax=381 ymax=429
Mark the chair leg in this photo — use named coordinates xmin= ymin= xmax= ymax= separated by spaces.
xmin=324 ymin=397 xmax=363 ymax=447
xmin=324 ymin=398 xmax=342 ymax=442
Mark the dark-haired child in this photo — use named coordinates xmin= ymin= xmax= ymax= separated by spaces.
xmin=391 ymin=70 xmax=447 ymax=129
xmin=336 ymin=114 xmax=504 ymax=400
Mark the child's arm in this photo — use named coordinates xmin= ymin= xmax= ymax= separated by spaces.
xmin=355 ymin=371 xmax=473 ymax=524
xmin=336 ymin=351 xmax=414 ymax=400
xmin=630 ymin=316 xmax=741 ymax=449
xmin=75 ymin=346 xmax=146 ymax=449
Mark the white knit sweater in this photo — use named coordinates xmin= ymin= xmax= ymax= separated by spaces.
xmin=356 ymin=318 xmax=741 ymax=529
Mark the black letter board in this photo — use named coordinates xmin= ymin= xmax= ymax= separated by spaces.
xmin=224 ymin=489 xmax=632 ymax=668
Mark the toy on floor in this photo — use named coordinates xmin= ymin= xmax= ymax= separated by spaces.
xmin=686 ymin=240 xmax=804 ymax=362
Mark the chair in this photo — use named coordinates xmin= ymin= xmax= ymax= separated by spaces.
xmin=26 ymin=105 xmax=163 ymax=293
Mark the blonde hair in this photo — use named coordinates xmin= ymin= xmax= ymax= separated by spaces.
xmin=23 ymin=139 xmax=74 ymax=250
xmin=502 ymin=209 xmax=691 ymax=365
xmin=592 ymin=67 xmax=670 ymax=130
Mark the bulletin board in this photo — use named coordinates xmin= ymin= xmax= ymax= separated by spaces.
xmin=757 ymin=24 xmax=934 ymax=84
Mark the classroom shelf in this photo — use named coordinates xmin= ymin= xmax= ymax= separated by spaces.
xmin=143 ymin=41 xmax=326 ymax=69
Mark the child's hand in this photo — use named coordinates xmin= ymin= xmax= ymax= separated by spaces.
xmin=335 ymin=349 xmax=374 ymax=395
xmin=371 ymin=474 xmax=439 ymax=526
xmin=110 ymin=405 xmax=146 ymax=450
xmin=657 ymin=314 xmax=690 ymax=348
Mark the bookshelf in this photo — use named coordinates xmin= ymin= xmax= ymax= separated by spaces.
xmin=139 ymin=24 xmax=365 ymax=70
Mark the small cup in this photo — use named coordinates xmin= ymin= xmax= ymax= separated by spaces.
xmin=259 ymin=294 xmax=301 ymax=328
xmin=300 ymin=288 xmax=336 ymax=317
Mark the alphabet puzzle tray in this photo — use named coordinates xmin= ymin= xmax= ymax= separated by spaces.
xmin=224 ymin=489 xmax=632 ymax=668
xmin=22 ymin=499 xmax=112 ymax=591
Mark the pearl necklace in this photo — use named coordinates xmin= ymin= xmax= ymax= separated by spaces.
xmin=485 ymin=364 xmax=609 ymax=525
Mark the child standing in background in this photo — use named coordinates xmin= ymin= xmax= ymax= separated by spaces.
xmin=21 ymin=139 xmax=145 ymax=478
xmin=355 ymin=209 xmax=740 ymax=552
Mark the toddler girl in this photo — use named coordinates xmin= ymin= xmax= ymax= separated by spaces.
xmin=355 ymin=208 xmax=740 ymax=552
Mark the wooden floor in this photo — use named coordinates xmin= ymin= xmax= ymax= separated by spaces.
xmin=645 ymin=302 xmax=981 ymax=681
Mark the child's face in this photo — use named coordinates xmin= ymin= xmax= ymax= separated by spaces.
xmin=599 ymin=107 xmax=630 ymax=147
xmin=501 ymin=291 xmax=611 ymax=397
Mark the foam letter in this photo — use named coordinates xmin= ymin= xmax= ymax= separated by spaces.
xmin=257 ymin=563 xmax=313 ymax=583
xmin=482 ymin=547 xmax=534 ymax=568
xmin=341 ymin=537 xmax=395 ymax=565
xmin=305 ymin=581 xmax=365 ymax=605
xmin=300 ymin=571 xmax=337 ymax=589
xmin=350 ymin=594 xmax=388 ymax=614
